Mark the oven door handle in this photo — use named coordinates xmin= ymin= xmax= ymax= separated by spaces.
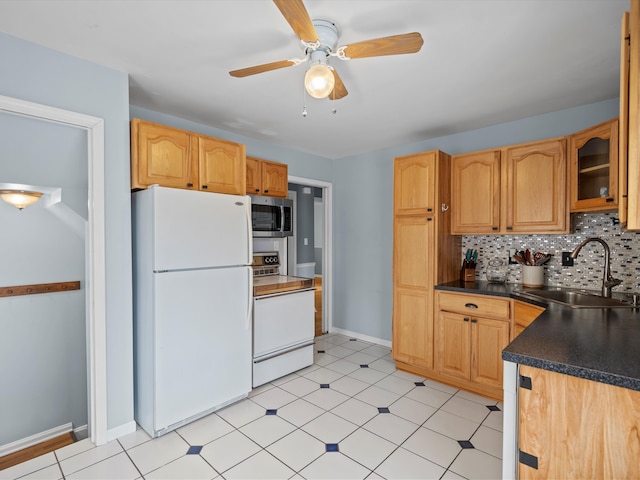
xmin=254 ymin=287 xmax=315 ymax=300
xmin=253 ymin=340 xmax=315 ymax=363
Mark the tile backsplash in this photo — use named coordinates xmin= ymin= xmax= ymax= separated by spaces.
xmin=461 ymin=213 xmax=640 ymax=293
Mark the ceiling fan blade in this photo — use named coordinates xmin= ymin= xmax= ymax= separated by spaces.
xmin=330 ymin=70 xmax=348 ymax=100
xmin=273 ymin=0 xmax=319 ymax=44
xmin=340 ymin=32 xmax=424 ymax=59
xmin=229 ymin=60 xmax=296 ymax=78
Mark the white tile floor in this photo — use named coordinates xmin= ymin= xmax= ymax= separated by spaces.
xmin=1 ymin=333 xmax=503 ymax=480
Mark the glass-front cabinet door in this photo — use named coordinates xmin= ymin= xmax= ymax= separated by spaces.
xmin=570 ymin=118 xmax=619 ymax=212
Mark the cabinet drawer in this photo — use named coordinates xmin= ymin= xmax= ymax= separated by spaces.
xmin=437 ymin=291 xmax=510 ymax=320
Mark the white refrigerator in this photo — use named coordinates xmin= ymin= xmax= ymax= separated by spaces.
xmin=132 ymin=186 xmax=253 ymax=437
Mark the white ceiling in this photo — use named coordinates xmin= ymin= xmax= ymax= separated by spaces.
xmin=0 ymin=0 xmax=629 ymax=159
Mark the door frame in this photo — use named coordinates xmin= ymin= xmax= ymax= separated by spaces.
xmin=0 ymin=94 xmax=107 ymax=445
xmin=288 ymin=176 xmax=332 ymax=333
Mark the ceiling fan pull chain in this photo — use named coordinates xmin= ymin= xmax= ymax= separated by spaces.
xmin=302 ymin=78 xmax=308 ymax=118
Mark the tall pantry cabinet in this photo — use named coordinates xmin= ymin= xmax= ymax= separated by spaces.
xmin=392 ymin=151 xmax=460 ymax=372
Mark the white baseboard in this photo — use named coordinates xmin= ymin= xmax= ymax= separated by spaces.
xmin=106 ymin=421 xmax=136 ymax=442
xmin=73 ymin=424 xmax=89 ymax=441
xmin=329 ymin=327 xmax=392 ymax=348
xmin=0 ymin=423 xmax=72 ymax=457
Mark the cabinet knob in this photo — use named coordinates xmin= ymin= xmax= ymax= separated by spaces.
xmin=471 ymin=319 xmax=477 ymax=323
xmin=186 ymin=183 xmax=194 ymax=188
xmin=506 ymin=226 xmax=513 ymax=231
xmin=264 ymin=190 xmax=269 ymax=193
xmin=492 ymin=226 xmax=498 ymax=231
xmin=202 ymin=185 xmax=208 ymax=189
xmin=427 ymin=208 xmax=433 ymax=212
xmin=606 ymin=197 xmax=614 ymax=203
xmin=463 ymin=317 xmax=470 ymax=322
xmin=464 ymin=303 xmax=478 ymax=309
xmin=255 ymin=189 xmax=260 ymax=193
xmin=427 ymin=217 xmax=433 ymax=222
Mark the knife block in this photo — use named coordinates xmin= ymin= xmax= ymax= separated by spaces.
xmin=460 ymin=266 xmax=476 ymax=282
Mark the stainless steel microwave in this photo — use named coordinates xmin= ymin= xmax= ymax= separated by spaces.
xmin=250 ymin=196 xmax=293 ymax=237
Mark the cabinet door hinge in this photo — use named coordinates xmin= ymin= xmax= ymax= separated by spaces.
xmin=519 ymin=449 xmax=538 ymax=469
xmin=519 ymin=374 xmax=532 ymax=390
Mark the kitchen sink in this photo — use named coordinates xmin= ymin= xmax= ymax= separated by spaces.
xmin=516 ymin=288 xmax=638 ymax=309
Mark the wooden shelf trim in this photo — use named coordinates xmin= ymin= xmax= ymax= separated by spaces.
xmin=0 ymin=281 xmax=80 ymax=298
xmin=579 ymin=164 xmax=610 ymax=174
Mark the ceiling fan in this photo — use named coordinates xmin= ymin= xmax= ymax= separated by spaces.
xmin=229 ymin=0 xmax=424 ymax=100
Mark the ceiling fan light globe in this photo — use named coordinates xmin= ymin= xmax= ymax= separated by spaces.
xmin=304 ymin=64 xmax=335 ymax=99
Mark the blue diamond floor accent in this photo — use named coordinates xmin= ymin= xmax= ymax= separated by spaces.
xmin=326 ymin=443 xmax=339 ymax=452
xmin=458 ymin=440 xmax=474 ymax=449
xmin=378 ymin=407 xmax=390 ymax=413
xmin=187 ymin=446 xmax=203 ymax=455
xmin=360 ymin=364 xmax=369 ymax=368
xmin=414 ymin=381 xmax=425 ymax=386
xmin=317 ymin=350 xmax=325 ymax=353
xmin=266 ymin=409 xmax=278 ymax=415
xmin=487 ymin=405 xmax=501 ymax=411
xmin=320 ymin=384 xmax=330 ymax=388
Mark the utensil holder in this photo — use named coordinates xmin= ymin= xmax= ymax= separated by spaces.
xmin=522 ymin=265 xmax=544 ymax=287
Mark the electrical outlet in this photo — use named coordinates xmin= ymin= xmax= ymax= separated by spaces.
xmin=562 ymin=251 xmax=574 ymax=266
xmin=508 ymin=248 xmax=518 ymax=264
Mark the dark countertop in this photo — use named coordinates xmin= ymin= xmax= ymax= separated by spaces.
xmin=436 ymin=280 xmax=640 ymax=392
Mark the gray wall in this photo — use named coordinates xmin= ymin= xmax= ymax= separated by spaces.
xmin=0 ymin=32 xmax=134 ymax=434
xmin=333 ymin=98 xmax=620 ymax=341
xmin=288 ymin=184 xmax=315 ymax=264
xmin=0 ymin=114 xmax=88 ymax=445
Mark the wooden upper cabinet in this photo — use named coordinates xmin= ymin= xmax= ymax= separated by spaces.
xmin=131 ymin=119 xmax=198 ymax=190
xmin=198 ymin=136 xmax=246 ymax=195
xmin=131 ymin=118 xmax=246 ymax=195
xmin=504 ymin=137 xmax=568 ymax=233
xmin=246 ymin=156 xmax=288 ymax=198
xmin=570 ymin=118 xmax=619 ymax=212
xmin=451 ymin=150 xmax=501 ymax=234
xmin=394 ymin=152 xmax=437 ymax=215
xmin=620 ymin=10 xmax=630 ymax=226
xmin=450 ymin=137 xmax=568 ymax=234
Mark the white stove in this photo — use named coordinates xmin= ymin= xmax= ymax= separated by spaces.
xmin=251 ymin=251 xmax=315 ymax=387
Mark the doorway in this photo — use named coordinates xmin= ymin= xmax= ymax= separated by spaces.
xmin=0 ymin=95 xmax=108 ymax=446
xmin=287 ymin=176 xmax=332 ymax=336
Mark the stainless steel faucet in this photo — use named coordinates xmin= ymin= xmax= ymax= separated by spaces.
xmin=570 ymin=237 xmax=622 ymax=297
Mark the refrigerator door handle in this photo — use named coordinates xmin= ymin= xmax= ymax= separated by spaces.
xmin=247 ymin=266 xmax=253 ymax=331
xmin=246 ymin=196 xmax=253 ymax=264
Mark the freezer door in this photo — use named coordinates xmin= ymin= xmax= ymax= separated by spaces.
xmin=150 ymin=186 xmax=251 ymax=271
xmin=154 ymin=267 xmax=252 ymax=432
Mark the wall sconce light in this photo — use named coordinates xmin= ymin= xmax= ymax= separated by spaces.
xmin=0 ymin=190 xmax=42 ymax=210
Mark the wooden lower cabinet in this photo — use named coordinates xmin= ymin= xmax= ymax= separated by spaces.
xmin=432 ymin=291 xmax=511 ymax=400
xmin=512 ymin=300 xmax=544 ymax=340
xmin=436 ymin=310 xmax=510 ymax=391
xmin=393 ymin=288 xmax=434 ymax=370
xmin=518 ymin=365 xmax=640 ymax=479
